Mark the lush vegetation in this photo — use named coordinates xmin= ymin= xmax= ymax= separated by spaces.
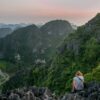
xmin=0 ymin=60 xmax=18 ymax=75
xmin=1 ymin=14 xmax=100 ymax=95
xmin=85 ymin=65 xmax=100 ymax=82
xmin=42 ymin=13 xmax=100 ymax=94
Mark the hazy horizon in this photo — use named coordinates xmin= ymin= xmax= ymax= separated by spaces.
xmin=0 ymin=0 xmax=100 ymax=26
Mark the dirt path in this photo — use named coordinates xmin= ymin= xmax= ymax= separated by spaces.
xmin=0 ymin=70 xmax=9 ymax=86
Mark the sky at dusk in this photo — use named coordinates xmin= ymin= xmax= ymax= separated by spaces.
xmin=0 ymin=0 xmax=100 ymax=25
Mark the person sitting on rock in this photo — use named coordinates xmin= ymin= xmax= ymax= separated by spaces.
xmin=72 ymin=71 xmax=84 ymax=93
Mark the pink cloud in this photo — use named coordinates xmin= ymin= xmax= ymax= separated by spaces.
xmin=0 ymin=0 xmax=100 ymax=25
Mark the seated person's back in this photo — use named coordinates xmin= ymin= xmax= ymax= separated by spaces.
xmin=72 ymin=71 xmax=84 ymax=92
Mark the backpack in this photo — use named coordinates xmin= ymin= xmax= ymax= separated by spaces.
xmin=77 ymin=77 xmax=84 ymax=89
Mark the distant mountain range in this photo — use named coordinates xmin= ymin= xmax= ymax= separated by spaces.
xmin=0 ymin=23 xmax=27 ymax=30
xmin=70 ymin=23 xmax=77 ymax=30
xmin=0 ymin=28 xmax=12 ymax=38
xmin=0 ymin=23 xmax=28 ymax=38
xmin=0 ymin=22 xmax=77 ymax=38
xmin=0 ymin=20 xmax=74 ymax=64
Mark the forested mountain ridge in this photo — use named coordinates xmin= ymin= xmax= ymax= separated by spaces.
xmin=0 ymin=20 xmax=73 ymax=64
xmin=2 ymin=13 xmax=100 ymax=96
xmin=45 ymin=13 xmax=100 ymax=93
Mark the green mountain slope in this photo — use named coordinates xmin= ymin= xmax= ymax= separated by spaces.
xmin=2 ymin=14 xmax=100 ymax=95
xmin=23 ymin=13 xmax=100 ymax=94
xmin=0 ymin=20 xmax=73 ymax=64
xmin=44 ymin=13 xmax=100 ymax=93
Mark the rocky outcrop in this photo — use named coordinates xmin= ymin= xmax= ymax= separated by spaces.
xmin=0 ymin=81 xmax=100 ymax=100
xmin=61 ymin=81 xmax=100 ymax=100
xmin=0 ymin=86 xmax=57 ymax=100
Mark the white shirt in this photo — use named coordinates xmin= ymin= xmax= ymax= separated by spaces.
xmin=73 ymin=76 xmax=84 ymax=90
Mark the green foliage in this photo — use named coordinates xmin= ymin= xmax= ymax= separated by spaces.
xmin=82 ymin=37 xmax=100 ymax=65
xmin=0 ymin=60 xmax=18 ymax=75
xmin=2 ymin=70 xmax=29 ymax=92
xmin=2 ymin=14 xmax=100 ymax=95
xmin=27 ymin=65 xmax=49 ymax=86
xmin=85 ymin=65 xmax=100 ymax=82
xmin=42 ymin=14 xmax=100 ymax=94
